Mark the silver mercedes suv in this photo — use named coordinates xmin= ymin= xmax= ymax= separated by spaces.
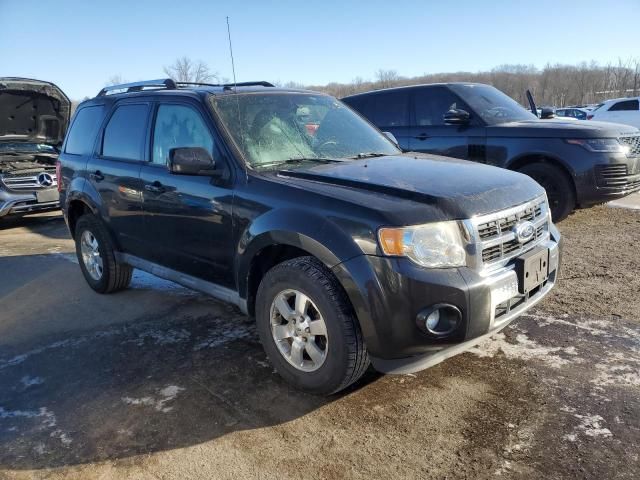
xmin=0 ymin=78 xmax=70 ymax=218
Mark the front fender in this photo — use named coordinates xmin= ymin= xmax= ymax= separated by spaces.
xmin=235 ymin=208 xmax=366 ymax=299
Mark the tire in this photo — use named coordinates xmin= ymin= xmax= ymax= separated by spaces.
xmin=518 ymin=162 xmax=576 ymax=222
xmin=255 ymin=256 xmax=370 ymax=395
xmin=74 ymin=214 xmax=132 ymax=293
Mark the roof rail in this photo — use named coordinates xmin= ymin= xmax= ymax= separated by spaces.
xmin=176 ymin=80 xmax=275 ymax=90
xmin=223 ymin=81 xmax=275 ymax=88
xmin=96 ymin=79 xmax=275 ymax=97
xmin=96 ymin=78 xmax=177 ymax=97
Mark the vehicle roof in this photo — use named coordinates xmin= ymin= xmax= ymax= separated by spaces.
xmin=601 ymin=96 xmax=640 ymax=104
xmin=341 ymin=82 xmax=487 ymax=99
xmin=77 ymin=84 xmax=321 ymax=109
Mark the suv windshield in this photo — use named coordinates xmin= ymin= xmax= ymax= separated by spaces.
xmin=450 ymin=84 xmax=537 ymax=125
xmin=211 ymin=92 xmax=399 ymax=168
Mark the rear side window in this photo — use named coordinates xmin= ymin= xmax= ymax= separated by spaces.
xmin=414 ymin=87 xmax=469 ymax=126
xmin=102 ymin=104 xmax=149 ymax=161
xmin=344 ymin=96 xmax=376 ymax=122
xmin=64 ymin=106 xmax=103 ymax=155
xmin=609 ymin=100 xmax=639 ymax=111
xmin=373 ymin=91 xmax=409 ymax=127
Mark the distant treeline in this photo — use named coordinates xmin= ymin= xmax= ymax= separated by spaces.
xmin=288 ymin=59 xmax=640 ymax=107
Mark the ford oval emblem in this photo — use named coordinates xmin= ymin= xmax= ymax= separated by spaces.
xmin=513 ymin=221 xmax=536 ymax=243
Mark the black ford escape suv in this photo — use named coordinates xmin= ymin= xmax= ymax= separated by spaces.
xmin=343 ymin=83 xmax=640 ymax=221
xmin=0 ymin=78 xmax=70 ymax=218
xmin=58 ymin=79 xmax=561 ymax=394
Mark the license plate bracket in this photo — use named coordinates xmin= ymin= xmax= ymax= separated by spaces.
xmin=36 ymin=189 xmax=59 ymax=203
xmin=515 ymin=247 xmax=550 ymax=294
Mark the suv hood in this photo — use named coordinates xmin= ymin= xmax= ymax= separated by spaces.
xmin=276 ymin=154 xmax=544 ymax=221
xmin=487 ymin=118 xmax=639 ymax=139
xmin=0 ymin=77 xmax=71 ymax=146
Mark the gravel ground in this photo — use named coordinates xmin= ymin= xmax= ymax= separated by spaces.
xmin=0 ymin=199 xmax=639 ymax=480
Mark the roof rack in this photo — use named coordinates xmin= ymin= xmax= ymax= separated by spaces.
xmin=97 ymin=79 xmax=177 ymax=97
xmin=97 ymin=79 xmax=275 ymax=97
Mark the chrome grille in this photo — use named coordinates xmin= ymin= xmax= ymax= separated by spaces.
xmin=466 ymin=196 xmax=550 ymax=269
xmin=0 ymin=169 xmax=57 ymax=190
xmin=595 ymin=164 xmax=640 ymax=190
xmin=619 ymin=135 xmax=640 ymax=156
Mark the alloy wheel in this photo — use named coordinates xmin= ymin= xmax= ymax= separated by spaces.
xmin=80 ymin=230 xmax=103 ymax=281
xmin=270 ymin=289 xmax=328 ymax=372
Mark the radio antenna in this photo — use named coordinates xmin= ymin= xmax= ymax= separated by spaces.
xmin=226 ymin=16 xmax=248 ymax=182
xmin=226 ymin=16 xmax=238 ymax=90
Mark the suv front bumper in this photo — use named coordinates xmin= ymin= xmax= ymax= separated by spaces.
xmin=0 ymin=188 xmax=60 ymax=217
xmin=576 ymin=152 xmax=640 ymax=206
xmin=333 ymin=227 xmax=561 ymax=374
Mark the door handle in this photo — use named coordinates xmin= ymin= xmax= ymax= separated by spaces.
xmin=90 ymin=170 xmax=104 ymax=182
xmin=413 ymin=133 xmax=429 ymax=141
xmin=144 ymin=181 xmax=165 ymax=194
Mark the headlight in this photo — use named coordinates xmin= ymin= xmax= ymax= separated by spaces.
xmin=566 ymin=138 xmax=630 ymax=154
xmin=378 ymin=221 xmax=467 ymax=268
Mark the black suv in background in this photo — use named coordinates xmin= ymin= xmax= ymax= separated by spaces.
xmin=343 ymin=83 xmax=640 ymax=221
xmin=59 ymin=79 xmax=561 ymax=394
xmin=0 ymin=78 xmax=70 ymax=218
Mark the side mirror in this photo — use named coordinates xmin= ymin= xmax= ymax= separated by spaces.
xmin=169 ymin=147 xmax=218 ymax=175
xmin=383 ymin=131 xmax=399 ymax=147
xmin=540 ymin=107 xmax=555 ymax=119
xmin=443 ymin=109 xmax=470 ymax=125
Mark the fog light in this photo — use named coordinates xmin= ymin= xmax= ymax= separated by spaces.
xmin=426 ymin=310 xmax=440 ymax=331
xmin=417 ymin=304 xmax=462 ymax=336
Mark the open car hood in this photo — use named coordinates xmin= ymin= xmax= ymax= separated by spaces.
xmin=0 ymin=77 xmax=71 ymax=146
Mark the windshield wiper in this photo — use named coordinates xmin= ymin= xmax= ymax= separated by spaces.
xmin=256 ymin=157 xmax=343 ymax=169
xmin=349 ymin=152 xmax=388 ymax=159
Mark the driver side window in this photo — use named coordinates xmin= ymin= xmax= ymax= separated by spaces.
xmin=414 ymin=87 xmax=470 ymax=126
xmin=152 ymin=104 xmax=214 ymax=165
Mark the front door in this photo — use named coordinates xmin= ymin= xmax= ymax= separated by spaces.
xmin=139 ymin=101 xmax=235 ymax=287
xmin=408 ymin=86 xmax=486 ymax=162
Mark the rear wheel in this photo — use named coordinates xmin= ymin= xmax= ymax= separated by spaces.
xmin=255 ymin=256 xmax=369 ymax=395
xmin=518 ymin=162 xmax=575 ymax=222
xmin=74 ymin=214 xmax=132 ymax=293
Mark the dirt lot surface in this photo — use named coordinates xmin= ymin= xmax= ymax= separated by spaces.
xmin=1 ymin=196 xmax=639 ymax=480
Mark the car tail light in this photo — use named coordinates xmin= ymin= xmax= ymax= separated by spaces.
xmin=55 ymin=160 xmax=63 ymax=192
xmin=587 ymin=114 xmax=594 ymax=120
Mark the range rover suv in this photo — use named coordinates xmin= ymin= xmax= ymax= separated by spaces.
xmin=342 ymin=83 xmax=640 ymax=221
xmin=0 ymin=78 xmax=70 ymax=218
xmin=58 ymin=79 xmax=561 ymax=394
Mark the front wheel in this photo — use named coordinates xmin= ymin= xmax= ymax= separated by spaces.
xmin=255 ymin=256 xmax=370 ymax=395
xmin=518 ymin=162 xmax=576 ymax=222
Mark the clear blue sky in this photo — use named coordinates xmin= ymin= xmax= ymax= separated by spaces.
xmin=2 ymin=0 xmax=639 ymax=100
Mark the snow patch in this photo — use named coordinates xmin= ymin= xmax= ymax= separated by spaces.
xmin=469 ymin=332 xmax=580 ymax=368
xmin=20 ymin=375 xmax=44 ymax=388
xmin=122 ymin=384 xmax=185 ymax=413
xmin=193 ymin=324 xmax=253 ymax=351
xmin=0 ymin=406 xmax=72 ymax=446
xmin=123 ymin=328 xmax=191 ymax=347
xmin=572 ymin=414 xmax=613 ymax=439
xmin=0 ymin=406 xmax=56 ymax=428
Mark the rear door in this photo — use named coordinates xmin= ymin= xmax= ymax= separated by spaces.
xmin=138 ymin=99 xmax=235 ymax=287
xmin=408 ymin=86 xmax=487 ymax=161
xmin=86 ymin=101 xmax=150 ymax=256
xmin=345 ymin=91 xmax=412 ymax=150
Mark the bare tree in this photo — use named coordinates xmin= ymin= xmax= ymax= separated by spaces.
xmin=305 ymin=57 xmax=640 ymax=107
xmin=375 ymin=69 xmax=400 ymax=88
xmin=163 ymin=56 xmax=219 ymax=83
xmin=106 ymin=75 xmax=127 ymax=86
